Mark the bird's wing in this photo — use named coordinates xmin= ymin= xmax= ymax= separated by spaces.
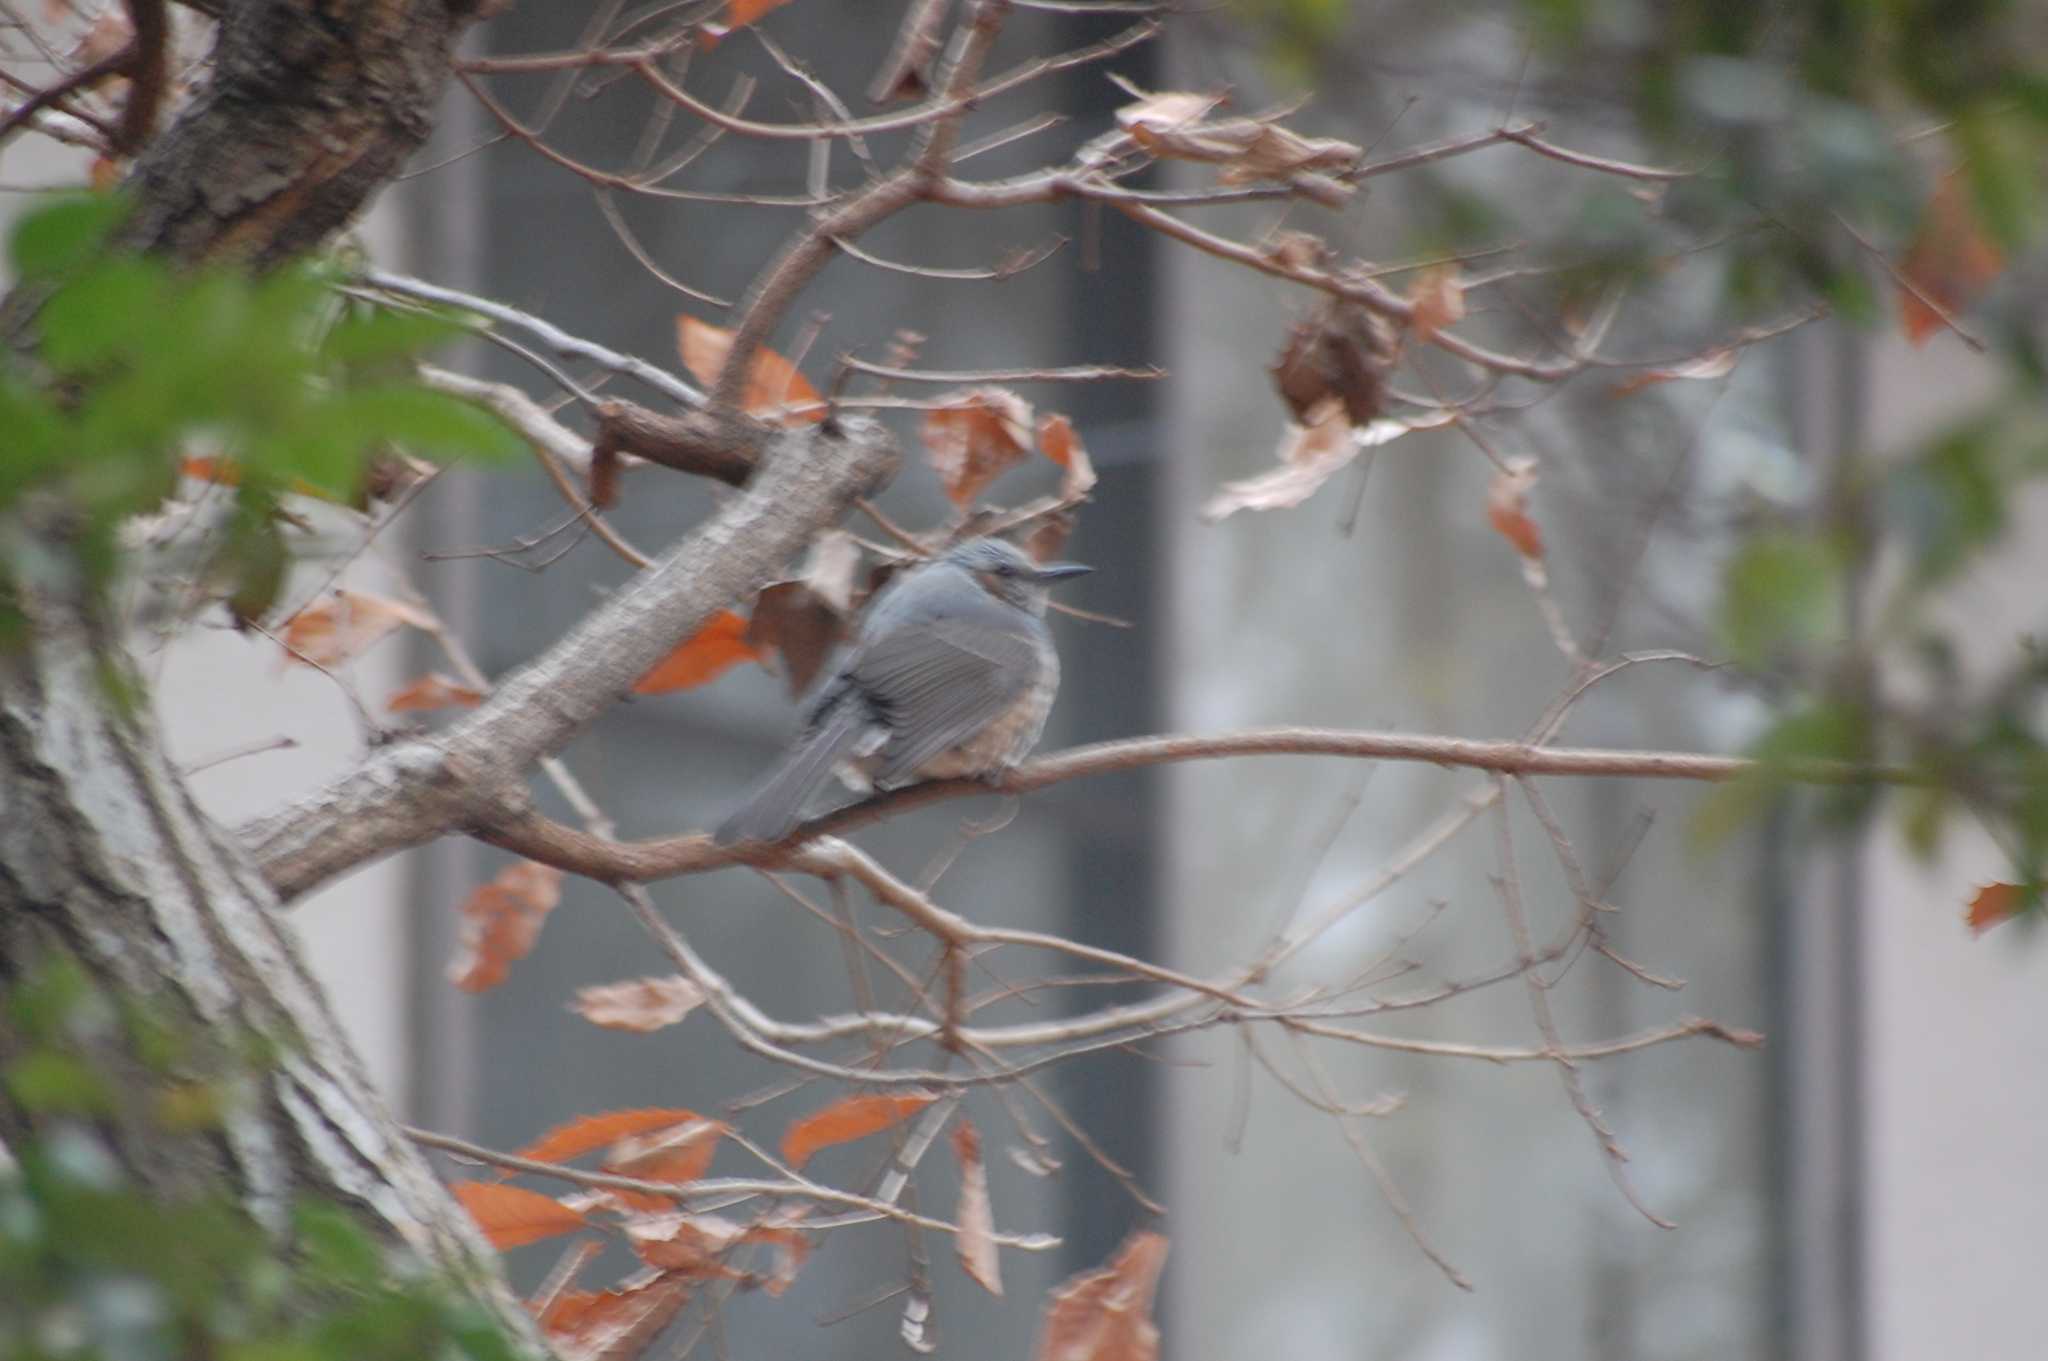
xmin=850 ymin=598 xmax=1044 ymax=785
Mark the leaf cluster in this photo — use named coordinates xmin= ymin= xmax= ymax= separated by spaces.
xmin=1 ymin=193 xmax=521 ymax=629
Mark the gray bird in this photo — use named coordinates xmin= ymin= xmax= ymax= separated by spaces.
xmin=714 ymin=537 xmax=1091 ymax=845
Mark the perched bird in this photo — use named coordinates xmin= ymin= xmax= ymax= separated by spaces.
xmin=714 ymin=537 xmax=1091 ymax=844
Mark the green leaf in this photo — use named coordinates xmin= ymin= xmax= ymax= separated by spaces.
xmin=1717 ymin=531 xmax=1844 ymax=668
xmin=1884 ymin=422 xmax=2005 ymax=583
xmin=328 ymin=384 xmax=523 ymax=463
xmin=5 ymin=1051 xmax=117 ymax=1115
xmin=319 ymin=306 xmax=467 ymax=368
xmin=40 ymin=256 xmax=165 ymax=372
xmin=7 ymin=192 xmax=129 ymax=277
xmin=1692 ymin=702 xmax=1873 ymax=848
xmin=293 ymin=1201 xmax=383 ymax=1291
xmin=223 ymin=510 xmax=291 ymax=631
xmin=1956 ymin=105 xmax=2040 ymax=250
xmin=0 ymin=377 xmax=66 ymax=499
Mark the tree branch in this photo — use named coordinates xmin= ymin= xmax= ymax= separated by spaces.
xmin=241 ymin=418 xmax=899 ymax=903
xmin=467 ymin=725 xmax=1912 ymax=885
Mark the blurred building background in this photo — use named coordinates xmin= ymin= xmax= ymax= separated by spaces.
xmin=7 ymin=5 xmax=2048 ymax=1360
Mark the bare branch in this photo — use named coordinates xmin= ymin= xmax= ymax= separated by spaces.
xmin=842 ymin=356 xmax=1164 ymax=385
xmin=363 ymin=270 xmax=703 ymax=407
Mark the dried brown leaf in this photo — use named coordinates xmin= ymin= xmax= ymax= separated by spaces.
xmin=923 ymin=387 xmax=1035 ymax=506
xmin=676 ymin=316 xmax=824 ymax=426
xmin=451 ymin=1181 xmax=587 ymax=1250
xmin=447 ymin=860 xmax=564 ymax=993
xmin=515 ymin=1108 xmax=708 ymax=1166
xmin=632 ymin=609 xmax=764 ymax=695
xmin=1111 ymin=79 xmax=1225 ymax=138
xmin=1030 ymin=1231 xmax=1170 ymax=1361
xmin=780 ymin=1091 xmax=938 ymax=1169
xmin=602 ymin=1118 xmax=727 ymax=1210
xmin=1024 ymin=512 xmax=1075 ymax=566
xmin=952 ymin=1121 xmax=1002 ymax=1295
xmin=1202 ymin=403 xmax=1355 ymax=521
xmin=624 ymin=1210 xmax=810 ymax=1294
xmin=539 ymin=1275 xmax=691 ymax=1361
xmin=1608 ymin=347 xmax=1738 ymax=397
xmin=1210 ymin=121 xmax=1361 ymax=185
xmin=746 ymin=582 xmax=846 ymax=698
xmin=279 ymin=589 xmax=437 ymax=670
xmin=386 ymin=672 xmax=485 ymax=714
xmin=1261 ymin=229 xmax=1330 ymax=272
xmin=1406 ymin=264 xmax=1466 ymax=342
xmin=1899 ymin=170 xmax=2005 ymax=346
xmin=1204 ymin=404 xmax=1450 ymax=522
xmin=626 ymin=1213 xmax=750 ymax=1278
xmin=606 ymin=1118 xmax=725 ymax=1183
xmin=1485 ymin=457 xmax=1544 ymax=560
xmin=1271 ymin=299 xmax=1395 ymax=427
xmin=1037 ymin=413 xmax=1098 ymax=500
xmin=572 ymin=976 xmax=706 ymax=1033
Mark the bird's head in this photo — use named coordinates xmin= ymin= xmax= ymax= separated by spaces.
xmin=942 ymin=537 xmax=1092 ymax=614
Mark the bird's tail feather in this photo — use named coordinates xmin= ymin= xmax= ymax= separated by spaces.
xmin=714 ymin=705 xmax=868 ymax=845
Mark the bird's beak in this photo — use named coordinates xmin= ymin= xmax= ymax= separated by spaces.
xmin=1032 ymin=561 xmax=1093 ymax=582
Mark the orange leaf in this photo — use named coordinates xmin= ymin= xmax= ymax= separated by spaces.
xmin=515 ymin=1108 xmax=709 ymax=1165
xmin=1899 ymin=171 xmax=2004 ymax=346
xmin=451 ymin=1181 xmax=587 ymax=1250
xmin=1966 ymin=881 xmax=2026 ymax=934
xmin=622 ymin=1210 xmax=810 ymax=1292
xmin=386 ymin=671 xmax=485 ymax=714
xmin=726 ymin=0 xmax=795 ymax=27
xmin=1030 ymin=1230 xmax=1170 ymax=1361
xmin=572 ymin=975 xmax=706 ymax=1033
xmin=537 ymin=1276 xmax=691 ymax=1359
xmin=625 ymin=1213 xmax=750 ymax=1278
xmin=952 ymin=1121 xmax=1002 ymax=1296
xmin=633 ymin=610 xmax=764 ymax=694
xmin=279 ymin=589 xmax=438 ymax=670
xmin=179 ymin=455 xmax=342 ymax=503
xmin=1406 ymin=264 xmax=1466 ymax=342
xmin=446 ymin=860 xmax=563 ymax=993
xmin=923 ymin=387 xmax=1035 ymax=507
xmin=780 ymin=1091 xmax=937 ymax=1169
xmin=1485 ymin=458 xmax=1544 ymax=560
xmin=1037 ymin=413 xmax=1098 ymax=501
xmin=676 ymin=316 xmax=824 ymax=426
xmin=605 ymin=1117 xmax=726 ymax=1186
xmin=182 ymin=455 xmax=242 ymax=485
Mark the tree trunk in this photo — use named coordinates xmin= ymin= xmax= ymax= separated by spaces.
xmin=2 ymin=0 xmax=538 ymax=1348
xmin=126 ymin=0 xmax=482 ymax=266
xmin=0 ymin=565 xmax=535 ymax=1347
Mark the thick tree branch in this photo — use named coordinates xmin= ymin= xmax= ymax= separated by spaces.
xmin=240 ymin=417 xmax=899 ymax=903
xmin=122 ymin=0 xmax=483 ymax=265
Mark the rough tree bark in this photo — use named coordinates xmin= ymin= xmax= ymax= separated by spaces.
xmin=0 ymin=0 xmax=536 ymax=1346
xmin=0 ymin=545 xmax=530 ymax=1333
